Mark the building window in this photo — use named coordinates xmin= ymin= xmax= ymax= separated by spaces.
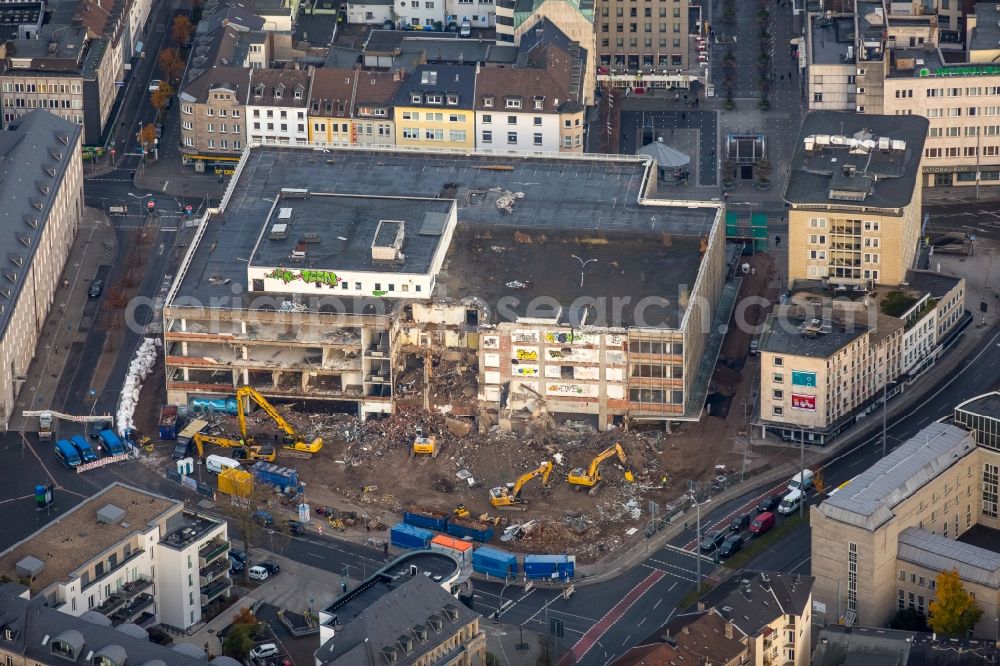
xmin=773 ymin=373 xmax=783 ymax=383
xmin=481 ymin=130 xmax=492 ymax=143
xmin=773 ymin=357 xmax=783 ymax=367
xmin=847 ymin=542 xmax=858 ymax=612
xmin=772 ymin=389 xmax=784 ymax=400
xmin=507 ymin=131 xmax=517 ymax=144
xmin=983 ymin=463 xmax=998 ymax=518
xmin=772 ymin=406 xmax=783 ymax=416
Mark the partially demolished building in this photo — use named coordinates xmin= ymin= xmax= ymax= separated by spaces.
xmin=162 ymin=146 xmax=732 ymax=430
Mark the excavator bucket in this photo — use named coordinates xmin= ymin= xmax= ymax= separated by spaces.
xmin=625 ymin=471 xmax=635 ymax=483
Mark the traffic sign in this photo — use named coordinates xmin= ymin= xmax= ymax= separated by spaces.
xmin=147 ymin=200 xmax=155 ymax=210
xmin=185 ymin=205 xmax=193 ymax=215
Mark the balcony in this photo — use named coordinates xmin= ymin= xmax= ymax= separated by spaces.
xmin=200 ymin=558 xmax=230 ymax=585
xmin=96 ymin=593 xmax=126 ymax=616
xmin=81 ymin=549 xmax=146 ymax=593
xmin=121 ymin=576 xmax=153 ymax=600
xmin=109 ymin=593 xmax=154 ymax=626
xmin=198 ymin=539 xmax=230 ymax=567
xmin=201 ymin=577 xmax=232 ymax=605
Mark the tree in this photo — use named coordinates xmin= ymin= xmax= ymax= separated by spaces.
xmin=150 ymin=82 xmax=174 ymax=116
xmin=224 ymin=478 xmax=275 ymax=584
xmin=232 ymin=606 xmax=260 ymax=629
xmin=172 ymin=15 xmax=193 ymax=45
xmin=138 ymin=123 xmax=157 ymax=153
xmin=222 ymin=624 xmax=254 ymax=659
xmin=889 ymin=607 xmax=930 ymax=632
xmin=158 ymin=48 xmax=185 ymax=84
xmin=928 ymin=569 xmax=982 ymax=636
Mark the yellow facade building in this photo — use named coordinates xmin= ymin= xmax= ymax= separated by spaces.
xmin=393 ymin=64 xmax=476 ymax=151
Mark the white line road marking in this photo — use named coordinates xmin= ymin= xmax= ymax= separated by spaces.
xmin=668 ymin=581 xmax=678 ymax=592
xmin=653 ymin=598 xmax=663 ymax=610
xmin=622 ymin=634 xmax=631 ymax=646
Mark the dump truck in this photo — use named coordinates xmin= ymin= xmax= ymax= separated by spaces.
xmin=412 ymin=426 xmax=439 ymax=458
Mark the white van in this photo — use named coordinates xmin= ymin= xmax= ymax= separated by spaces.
xmin=205 ymin=454 xmax=241 ymax=474
xmin=248 ymin=565 xmax=269 ymax=581
xmin=778 ymin=488 xmax=803 ymax=515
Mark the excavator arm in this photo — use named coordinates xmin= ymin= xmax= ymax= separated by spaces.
xmin=569 ymin=443 xmax=634 ymax=489
xmin=511 ymin=461 xmax=554 ymax=497
xmin=235 ymin=386 xmax=323 ymax=454
xmin=193 ymin=432 xmax=244 ymax=457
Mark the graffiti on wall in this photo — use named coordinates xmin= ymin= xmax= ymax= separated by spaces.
xmin=483 ymin=336 xmax=500 ymax=349
xmin=266 ymin=268 xmax=342 ymax=286
xmin=512 ymin=330 xmax=540 ymax=343
xmin=546 ymin=383 xmax=599 ymax=397
xmin=514 ymin=348 xmax=539 ymax=361
xmin=513 ymin=366 xmax=539 ymax=376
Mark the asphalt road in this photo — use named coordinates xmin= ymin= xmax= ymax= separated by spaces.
xmin=925 ymin=200 xmax=1000 ymax=242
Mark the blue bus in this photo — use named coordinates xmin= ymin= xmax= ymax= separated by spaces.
xmin=54 ymin=440 xmax=82 ymax=469
xmin=69 ymin=435 xmax=98 ymax=463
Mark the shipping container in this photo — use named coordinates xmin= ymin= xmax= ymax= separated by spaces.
xmin=177 ymin=419 xmax=209 ymax=446
xmin=524 ymin=554 xmax=576 ymax=581
xmin=159 ymin=405 xmax=178 ymax=440
xmin=98 ymin=430 xmax=125 ymax=456
xmin=446 ymin=517 xmax=494 ymax=543
xmin=390 ymin=523 xmax=434 ymax=550
xmin=404 ymin=509 xmax=450 ymax=532
xmin=430 ymin=534 xmax=473 ymax=562
xmin=217 ymin=468 xmax=254 ymax=497
xmin=472 ymin=546 xmax=517 ymax=579
xmin=251 ymin=462 xmax=299 ymax=491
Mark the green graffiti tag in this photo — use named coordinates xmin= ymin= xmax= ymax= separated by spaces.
xmin=265 ymin=268 xmax=342 ymax=286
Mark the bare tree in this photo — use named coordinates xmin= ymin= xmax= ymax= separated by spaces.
xmin=222 ymin=478 xmax=277 ymax=584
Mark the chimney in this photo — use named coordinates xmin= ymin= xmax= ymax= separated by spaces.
xmin=697 ymin=602 xmax=706 ymax=612
xmin=725 ymin=621 xmax=734 ymax=639
xmin=682 ymin=625 xmax=690 ymax=635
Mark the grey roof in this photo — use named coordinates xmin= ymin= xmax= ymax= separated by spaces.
xmin=817 ymin=422 xmax=975 ymax=531
xmin=316 ymin=574 xmax=480 ymax=666
xmin=0 ymin=110 xmax=80 ymax=343
xmin=53 ymin=629 xmax=84 ymax=653
xmin=93 ymin=644 xmax=128 ymax=663
xmin=79 ymin=611 xmax=112 ymax=626
xmin=0 ymin=586 xmax=208 ymax=665
xmin=168 ymin=147 xmax=721 ymax=306
xmin=809 ymin=14 xmax=855 ymax=66
xmin=700 ymin=571 xmax=814 ymax=637
xmin=249 ymin=195 xmax=453 ymax=275
xmin=758 ymin=312 xmax=868 ymax=358
xmin=172 ymin=642 xmax=207 ymax=658
xmin=210 ymin=657 xmax=244 ymax=666
xmin=403 ymin=38 xmax=517 ymax=65
xmin=897 ymin=527 xmax=1000 ymax=588
xmin=393 ymin=64 xmax=476 ymax=109
xmin=903 ymin=269 xmax=962 ymax=299
xmin=812 ymin=625 xmax=915 ymax=666
xmin=956 ymin=391 xmax=1000 ymax=421
xmin=114 ymin=623 xmax=148 ymax=639
xmin=971 ymin=2 xmax=1000 ymax=54
xmin=637 ymin=139 xmax=690 ymax=168
xmin=179 ymin=65 xmax=251 ymax=104
xmin=364 ymin=30 xmax=460 ymax=53
xmin=783 ymin=111 xmax=927 ymax=210
xmin=325 ymin=46 xmax=362 ymax=68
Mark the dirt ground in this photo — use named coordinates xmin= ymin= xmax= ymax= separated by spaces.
xmin=135 ymin=250 xmax=797 ymax=562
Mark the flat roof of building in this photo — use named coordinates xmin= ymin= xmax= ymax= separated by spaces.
xmin=0 ymin=484 xmax=178 ymax=593
xmin=903 ymin=269 xmax=962 ymax=299
xmin=249 ymin=194 xmax=453 ymax=276
xmin=169 ymin=146 xmax=719 ymax=307
xmin=955 ymin=391 xmax=1000 ymax=421
xmin=438 ymin=225 xmax=703 ymax=327
xmin=888 ymin=49 xmax=945 ymax=79
xmin=899 ymin=526 xmax=1000 ymax=588
xmin=817 ymin=423 xmax=975 ymax=531
xmin=810 ymin=14 xmax=854 ymax=65
xmin=160 ymin=512 xmax=222 ymax=550
xmin=971 ymin=3 xmax=1000 ymax=54
xmin=759 ymin=312 xmax=868 ymax=358
xmin=783 ymin=111 xmax=927 ymax=210
xmin=322 ymin=551 xmax=460 ymax=621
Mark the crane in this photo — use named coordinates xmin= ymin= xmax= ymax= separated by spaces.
xmin=191 ymin=432 xmax=276 ymax=462
xmin=567 ymin=443 xmax=634 ymax=495
xmin=236 ymin=386 xmax=322 ymax=454
xmin=490 ymin=461 xmax=553 ymax=509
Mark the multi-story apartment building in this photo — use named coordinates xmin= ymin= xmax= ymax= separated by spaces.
xmin=445 ymin=0 xmax=496 ymax=28
xmin=593 ymin=0 xmax=688 ymax=70
xmin=812 ymin=413 xmax=1000 ymax=637
xmin=352 ymin=71 xmax=404 ymax=145
xmin=162 ymin=145 xmax=730 ymax=432
xmin=0 ymin=483 xmax=231 ymax=632
xmin=784 ymin=111 xmax=927 ymax=287
xmin=307 ymin=67 xmax=357 ymax=146
xmin=395 ymin=0 xmax=447 ymax=29
xmin=393 ymin=64 xmax=475 ymax=150
xmin=247 ymin=68 xmax=311 ymax=146
xmin=178 ymin=66 xmax=250 ymax=166
xmin=0 ymin=110 xmax=82 ymax=430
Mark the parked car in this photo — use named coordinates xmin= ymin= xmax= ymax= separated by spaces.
xmin=88 ymin=419 xmax=112 ymax=439
xmin=286 ymin=520 xmax=306 ymax=535
xmin=229 ymin=549 xmax=247 ymax=564
xmin=253 ymin=510 xmax=274 ymax=527
xmin=250 ymin=643 xmax=279 ymax=659
xmin=88 ymin=279 xmax=104 ymax=298
xmin=750 ymin=511 xmax=776 ymax=536
xmin=258 ymin=560 xmax=280 ymax=575
xmin=229 ymin=558 xmax=245 ymax=574
xmin=756 ymin=493 xmax=784 ymax=513
xmin=730 ymin=512 xmax=751 ymax=532
xmin=719 ymin=534 xmax=744 ymax=558
xmin=699 ymin=530 xmax=726 ymax=552
xmin=459 ymin=20 xmax=472 ymax=37
xmin=148 ymin=79 xmax=162 ymax=93
xmin=749 ymin=337 xmax=760 ymax=355
xmin=248 ymin=565 xmax=269 ymax=582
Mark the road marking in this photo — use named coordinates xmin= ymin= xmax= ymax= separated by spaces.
xmin=305 ymin=551 xmax=323 ymax=558
xmin=559 ymin=569 xmax=665 ymax=665
xmin=662 ymin=543 xmax=717 ymax=562
xmin=622 ymin=634 xmax=631 ymax=646
xmin=668 ymin=581 xmax=678 ymax=592
xmin=646 ymin=558 xmax=698 ymax=582
xmin=790 ymin=556 xmax=811 ymax=572
xmin=162 ymin=180 xmax=169 ymax=191
xmin=653 ymin=598 xmax=662 ymax=610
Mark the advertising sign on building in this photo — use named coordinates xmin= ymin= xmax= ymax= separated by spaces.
xmin=791 ymin=393 xmax=817 ymax=411
xmin=792 ymin=370 xmax=817 ymax=387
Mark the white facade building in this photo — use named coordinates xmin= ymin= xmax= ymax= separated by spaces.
xmin=346 ymin=0 xmax=394 ymax=24
xmin=475 ymin=109 xmax=561 ymax=152
xmin=246 ymin=69 xmax=311 ymax=146
xmin=446 ymin=0 xmax=496 ymax=28
xmin=394 ymin=0 xmax=447 ymax=29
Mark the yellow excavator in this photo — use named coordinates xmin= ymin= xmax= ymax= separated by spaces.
xmin=236 ymin=386 xmax=322 ymax=454
xmin=567 ymin=443 xmax=635 ymax=496
xmin=191 ymin=432 xmax=277 ymax=462
xmin=490 ymin=461 xmax=553 ymax=509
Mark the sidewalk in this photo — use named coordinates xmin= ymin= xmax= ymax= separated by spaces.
xmin=923 ymin=183 xmax=1000 ymax=204
xmin=8 ymin=209 xmax=117 ymax=432
xmin=134 ymin=154 xmax=228 ymax=201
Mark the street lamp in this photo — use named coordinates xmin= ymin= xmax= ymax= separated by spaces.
xmin=687 ymin=483 xmax=711 ymax=591
xmin=496 ymin=577 xmax=514 ymax=623
xmin=570 ymin=254 xmax=597 ymax=288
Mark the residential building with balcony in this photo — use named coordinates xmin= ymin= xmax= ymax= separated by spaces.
xmin=179 ymin=66 xmax=250 ymax=165
xmin=811 ymin=418 xmax=1000 ymax=636
xmin=784 ymin=112 xmax=927 ymax=288
xmin=247 ymin=68 xmax=311 ymax=145
xmin=0 ymin=110 xmax=83 ymax=430
xmin=0 ymin=483 xmax=230 ymax=632
xmin=393 ymin=64 xmax=475 ymax=150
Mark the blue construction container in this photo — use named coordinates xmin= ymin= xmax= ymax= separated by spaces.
xmin=390 ymin=523 xmax=434 ymax=550
xmin=446 ymin=518 xmax=493 ymax=543
xmin=524 ymin=554 xmax=576 ymax=581
xmin=472 ymin=546 xmax=517 ymax=579
xmin=404 ymin=510 xmax=450 ymax=532
xmin=251 ymin=462 xmax=299 ymax=492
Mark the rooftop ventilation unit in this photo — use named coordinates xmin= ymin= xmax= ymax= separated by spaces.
xmin=891 ymin=139 xmax=906 ymax=151
xmin=372 ymin=220 xmax=405 ymax=262
xmin=268 ymin=223 xmax=289 ymax=240
xmin=280 ymin=188 xmax=309 ymax=199
xmin=97 ymin=504 xmax=125 ymax=525
xmin=878 ymin=137 xmax=890 ymax=152
xmin=15 ymin=556 xmax=43 ymax=578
